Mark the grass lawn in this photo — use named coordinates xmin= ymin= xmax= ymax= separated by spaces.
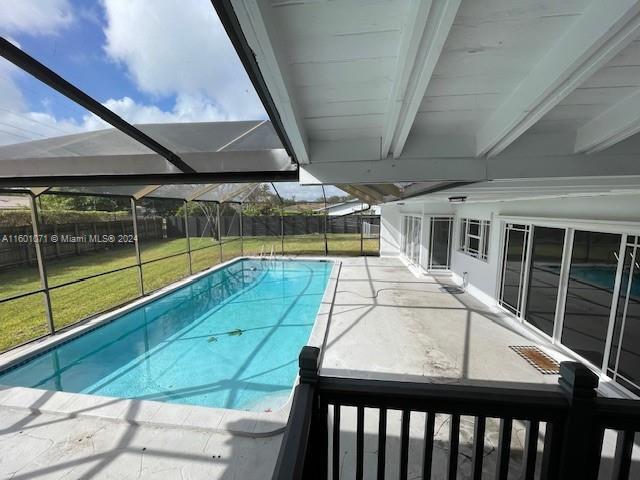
xmin=0 ymin=234 xmax=378 ymax=352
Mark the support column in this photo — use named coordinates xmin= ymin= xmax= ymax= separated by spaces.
xmin=29 ymin=194 xmax=54 ymax=334
xmin=217 ymin=203 xmax=222 ymax=263
xmin=280 ymin=207 xmax=285 ymax=256
xmin=240 ymin=203 xmax=244 ymax=256
xmin=184 ymin=200 xmax=192 ymax=275
xmin=131 ymin=198 xmax=145 ymax=296
xmin=360 ymin=213 xmax=364 ymax=256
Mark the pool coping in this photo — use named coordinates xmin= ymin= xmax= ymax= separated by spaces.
xmin=0 ymin=255 xmax=341 ymax=438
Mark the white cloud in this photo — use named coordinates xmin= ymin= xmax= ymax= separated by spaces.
xmin=101 ymin=0 xmax=265 ymax=120
xmin=0 ymin=0 xmax=267 ymax=146
xmin=0 ymin=0 xmax=73 ymax=36
xmin=0 ymin=89 xmax=233 ymax=146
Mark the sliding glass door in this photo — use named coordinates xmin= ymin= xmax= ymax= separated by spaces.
xmin=429 ymin=217 xmax=453 ymax=270
xmin=499 ymin=222 xmax=640 ymax=395
xmin=561 ymin=231 xmax=621 ymax=368
xmin=499 ymin=224 xmax=530 ymax=316
xmin=524 ymin=227 xmax=566 ymax=337
xmin=608 ymin=236 xmax=640 ymax=395
xmin=402 ymin=216 xmax=421 ymax=267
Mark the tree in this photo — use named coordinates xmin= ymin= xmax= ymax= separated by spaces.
xmin=39 ymin=194 xmax=129 ymax=212
xmin=242 ymin=184 xmax=280 ymax=216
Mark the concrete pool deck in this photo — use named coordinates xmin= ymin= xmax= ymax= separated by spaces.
xmin=0 ymin=256 xmax=584 ymax=479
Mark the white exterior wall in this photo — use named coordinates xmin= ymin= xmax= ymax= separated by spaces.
xmin=380 ymin=193 xmax=640 ymax=299
xmin=380 ymin=204 xmax=402 ymax=257
xmin=451 ymin=195 xmax=640 ymax=304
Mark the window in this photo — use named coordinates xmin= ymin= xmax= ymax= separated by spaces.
xmin=459 ymin=218 xmax=490 ymax=261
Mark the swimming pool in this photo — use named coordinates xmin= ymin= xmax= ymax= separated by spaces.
xmin=0 ymin=259 xmax=332 ymax=411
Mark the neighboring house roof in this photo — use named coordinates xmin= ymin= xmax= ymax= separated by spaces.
xmin=315 ymin=200 xmax=376 ymax=216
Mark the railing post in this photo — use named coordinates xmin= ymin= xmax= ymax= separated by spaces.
xmin=556 ymin=361 xmax=601 ymax=480
xmin=299 ymin=346 xmax=326 ymax=479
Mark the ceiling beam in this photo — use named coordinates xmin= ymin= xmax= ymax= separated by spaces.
xmin=383 ymin=0 xmax=462 ymax=158
xmin=230 ymin=0 xmax=309 ymax=164
xmin=475 ymin=0 xmax=640 ymax=158
xmin=301 ymin=148 xmax=640 ymax=185
xmin=0 ymin=170 xmax=298 ymax=188
xmin=575 ymin=88 xmax=640 ymax=153
xmin=381 ymin=0 xmax=433 ymax=157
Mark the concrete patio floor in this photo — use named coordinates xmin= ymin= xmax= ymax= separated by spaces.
xmin=0 ymin=256 xmax=598 ymax=479
xmin=322 ymin=256 xmax=564 ymax=385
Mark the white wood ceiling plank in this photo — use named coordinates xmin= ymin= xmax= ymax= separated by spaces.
xmin=475 ymin=0 xmax=640 ymax=158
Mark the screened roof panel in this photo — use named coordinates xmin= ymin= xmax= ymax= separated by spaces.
xmin=0 ymin=120 xmax=293 ymax=179
xmin=1 ymin=0 xmax=266 ymax=134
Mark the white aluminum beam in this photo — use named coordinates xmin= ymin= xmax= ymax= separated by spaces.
xmin=384 ymin=0 xmax=462 ymax=158
xmin=337 ymin=185 xmax=380 ymax=205
xmin=575 ymin=88 xmax=640 ymax=153
xmin=30 ymin=187 xmax=50 ymax=197
xmin=231 ymin=0 xmax=310 ymax=164
xmin=301 ymin=150 xmax=640 ymax=185
xmin=220 ymin=184 xmax=255 ymax=203
xmin=186 ymin=184 xmax=223 ymax=202
xmin=476 ymin=0 xmax=640 ymax=158
xmin=133 ymin=185 xmax=161 ymax=200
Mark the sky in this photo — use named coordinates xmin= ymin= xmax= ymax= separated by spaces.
xmin=0 ymin=0 xmax=345 ymax=200
xmin=0 ymin=0 xmax=267 ymax=145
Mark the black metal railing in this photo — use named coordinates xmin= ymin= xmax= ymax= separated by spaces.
xmin=273 ymin=346 xmax=640 ymax=480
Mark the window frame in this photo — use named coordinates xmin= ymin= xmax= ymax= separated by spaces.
xmin=459 ymin=218 xmax=490 ymax=262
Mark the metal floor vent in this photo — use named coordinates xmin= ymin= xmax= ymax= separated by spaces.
xmin=509 ymin=345 xmax=560 ymax=375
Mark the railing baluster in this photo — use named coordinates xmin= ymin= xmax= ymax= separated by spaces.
xmin=423 ymin=412 xmax=435 ymax=480
xmin=400 ymin=410 xmax=410 ymax=480
xmin=495 ymin=418 xmax=512 ymax=480
xmin=333 ymin=404 xmax=341 ymax=480
xmin=377 ymin=408 xmax=387 ymax=480
xmin=447 ymin=414 xmax=460 ymax=480
xmin=522 ymin=420 xmax=539 ymax=480
xmin=611 ymin=430 xmax=635 ymax=480
xmin=471 ymin=416 xmax=486 ymax=480
xmin=318 ymin=398 xmax=329 ymax=479
xmin=540 ymin=421 xmax=563 ymax=480
xmin=356 ymin=406 xmax=365 ymax=480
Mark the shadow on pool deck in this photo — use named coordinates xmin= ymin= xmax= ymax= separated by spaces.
xmin=0 ymin=391 xmax=282 ymax=479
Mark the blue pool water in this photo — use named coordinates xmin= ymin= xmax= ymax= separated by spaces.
xmin=0 ymin=259 xmax=332 ymax=411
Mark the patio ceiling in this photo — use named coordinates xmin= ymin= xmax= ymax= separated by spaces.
xmin=223 ymin=0 xmax=640 ymax=186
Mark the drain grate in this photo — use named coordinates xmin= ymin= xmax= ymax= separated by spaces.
xmin=440 ymin=285 xmax=465 ymax=295
xmin=509 ymin=346 xmax=560 ymax=375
